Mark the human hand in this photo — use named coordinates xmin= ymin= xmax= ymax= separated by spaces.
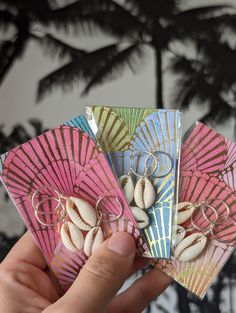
xmin=0 ymin=232 xmax=172 ymax=313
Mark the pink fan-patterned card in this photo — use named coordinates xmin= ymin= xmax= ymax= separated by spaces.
xmin=0 ymin=124 xmax=147 ymax=293
xmin=155 ymin=122 xmax=236 ymax=299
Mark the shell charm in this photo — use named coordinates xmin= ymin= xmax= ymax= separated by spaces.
xmin=131 ymin=206 xmax=149 ymax=229
xmin=119 ymin=175 xmax=134 ymax=204
xmin=66 ymin=197 xmax=97 ymax=231
xmin=177 ymin=202 xmax=195 ymax=225
xmin=61 ymin=221 xmax=84 ymax=252
xmin=174 ymin=232 xmax=207 ymax=262
xmin=175 ymin=225 xmax=186 ymax=246
xmin=134 ymin=177 xmax=156 ymax=209
xmin=84 ymin=226 xmax=104 ymax=257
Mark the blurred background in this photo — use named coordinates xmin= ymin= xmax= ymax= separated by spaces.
xmin=1 ymin=0 xmax=236 ymax=312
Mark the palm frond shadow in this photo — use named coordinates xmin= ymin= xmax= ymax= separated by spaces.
xmin=171 ymin=35 xmax=236 ymax=136
xmin=1 ymin=0 xmax=235 ymax=109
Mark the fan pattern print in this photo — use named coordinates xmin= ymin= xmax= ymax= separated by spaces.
xmin=0 ymin=120 xmax=146 ymax=293
xmin=89 ymin=107 xmax=181 ymax=258
xmin=156 ymin=122 xmax=236 ymax=299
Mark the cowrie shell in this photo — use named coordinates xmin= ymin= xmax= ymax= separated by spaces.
xmin=66 ymin=197 xmax=97 ymax=231
xmin=119 ymin=175 xmax=134 ymax=204
xmin=175 ymin=225 xmax=186 ymax=246
xmin=177 ymin=202 xmax=195 ymax=225
xmin=174 ymin=232 xmax=207 ymax=262
xmin=131 ymin=206 xmax=149 ymax=229
xmin=61 ymin=221 xmax=84 ymax=252
xmin=134 ymin=177 xmax=156 ymax=209
xmin=84 ymin=226 xmax=104 ymax=257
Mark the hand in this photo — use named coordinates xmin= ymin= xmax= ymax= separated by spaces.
xmin=0 ymin=232 xmax=172 ymax=313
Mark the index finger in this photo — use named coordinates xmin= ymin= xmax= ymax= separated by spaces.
xmin=2 ymin=231 xmax=47 ymax=270
xmin=108 ymin=267 xmax=172 ymax=313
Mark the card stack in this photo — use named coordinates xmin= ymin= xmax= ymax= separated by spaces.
xmin=1 ymin=107 xmax=236 ymax=300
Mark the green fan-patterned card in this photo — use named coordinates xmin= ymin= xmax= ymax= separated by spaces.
xmin=86 ymin=106 xmax=182 ymax=258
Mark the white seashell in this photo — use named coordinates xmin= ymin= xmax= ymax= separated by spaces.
xmin=84 ymin=226 xmax=104 ymax=257
xmin=177 ymin=202 xmax=195 ymax=225
xmin=134 ymin=177 xmax=156 ymax=209
xmin=61 ymin=221 xmax=84 ymax=252
xmin=131 ymin=206 xmax=149 ymax=229
xmin=66 ymin=197 xmax=97 ymax=231
xmin=175 ymin=225 xmax=186 ymax=246
xmin=174 ymin=232 xmax=207 ymax=262
xmin=118 ymin=175 xmax=134 ymax=204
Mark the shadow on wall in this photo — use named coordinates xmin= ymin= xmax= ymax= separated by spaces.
xmin=1 ymin=0 xmax=236 ymax=136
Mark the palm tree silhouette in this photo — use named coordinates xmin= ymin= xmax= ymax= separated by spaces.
xmin=171 ymin=35 xmax=236 ymax=134
xmin=36 ymin=0 xmax=235 ymax=108
xmin=0 ymin=0 xmax=98 ymax=85
xmin=1 ymin=1 xmax=235 ymax=108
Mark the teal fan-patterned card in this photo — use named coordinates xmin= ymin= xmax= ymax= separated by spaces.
xmin=86 ymin=106 xmax=182 ymax=258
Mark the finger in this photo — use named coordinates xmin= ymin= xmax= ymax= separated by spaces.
xmin=129 ymin=257 xmax=148 ymax=276
xmin=2 ymin=231 xmax=47 ymax=270
xmin=108 ymin=267 xmax=172 ymax=313
xmin=47 ymin=232 xmax=136 ymax=313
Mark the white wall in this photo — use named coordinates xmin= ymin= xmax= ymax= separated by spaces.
xmin=0 ymin=0 xmax=235 ymax=235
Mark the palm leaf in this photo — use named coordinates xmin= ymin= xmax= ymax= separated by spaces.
xmin=175 ymin=5 xmax=232 ymax=20
xmin=200 ymin=101 xmax=233 ymax=125
xmin=37 ymin=43 xmax=119 ymax=101
xmin=23 ymin=0 xmax=52 ymax=18
xmin=194 ymin=96 xmax=233 ymax=127
xmin=175 ymin=72 xmax=218 ymax=108
xmin=82 ymin=43 xmax=145 ymax=95
xmin=126 ymin=0 xmax=178 ymax=19
xmin=48 ymin=0 xmax=83 ymax=29
xmin=37 ymin=59 xmax=81 ymax=102
xmin=48 ymin=0 xmax=145 ymax=37
xmin=35 ymin=33 xmax=87 ymax=60
xmin=0 ymin=33 xmax=28 ymax=85
xmin=171 ymin=56 xmax=213 ymax=107
xmin=8 ymin=125 xmax=31 ymax=146
xmin=170 ymin=55 xmax=200 ymax=76
xmin=0 ymin=41 xmax=15 ymax=84
xmin=80 ymin=2 xmax=147 ymax=38
xmin=0 ymin=10 xmax=15 ymax=31
xmin=194 ymin=39 xmax=236 ymax=88
xmin=48 ymin=0 xmax=102 ymax=29
xmin=172 ymin=11 xmax=236 ymax=42
xmin=28 ymin=118 xmax=48 ymax=136
xmin=175 ymin=76 xmax=206 ymax=108
xmin=198 ymin=13 xmax=236 ymax=34
xmin=216 ymin=13 xmax=236 ymax=29
xmin=2 ymin=0 xmax=53 ymax=24
xmin=172 ymin=54 xmax=233 ymax=125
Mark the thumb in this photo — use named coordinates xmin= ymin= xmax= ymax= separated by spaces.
xmin=47 ymin=232 xmax=136 ymax=313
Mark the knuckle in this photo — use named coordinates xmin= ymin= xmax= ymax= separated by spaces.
xmin=0 ymin=260 xmax=30 ymax=288
xmin=0 ymin=262 xmax=17 ymax=286
xmin=83 ymin=254 xmax=118 ymax=282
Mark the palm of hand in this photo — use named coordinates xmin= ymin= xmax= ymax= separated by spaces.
xmin=0 ymin=232 xmax=172 ymax=313
xmin=0 ymin=258 xmax=59 ymax=313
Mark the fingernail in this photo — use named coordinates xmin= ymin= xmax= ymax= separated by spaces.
xmin=107 ymin=232 xmax=135 ymax=256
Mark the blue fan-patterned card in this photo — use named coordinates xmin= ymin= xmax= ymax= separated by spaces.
xmin=86 ymin=106 xmax=182 ymax=258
